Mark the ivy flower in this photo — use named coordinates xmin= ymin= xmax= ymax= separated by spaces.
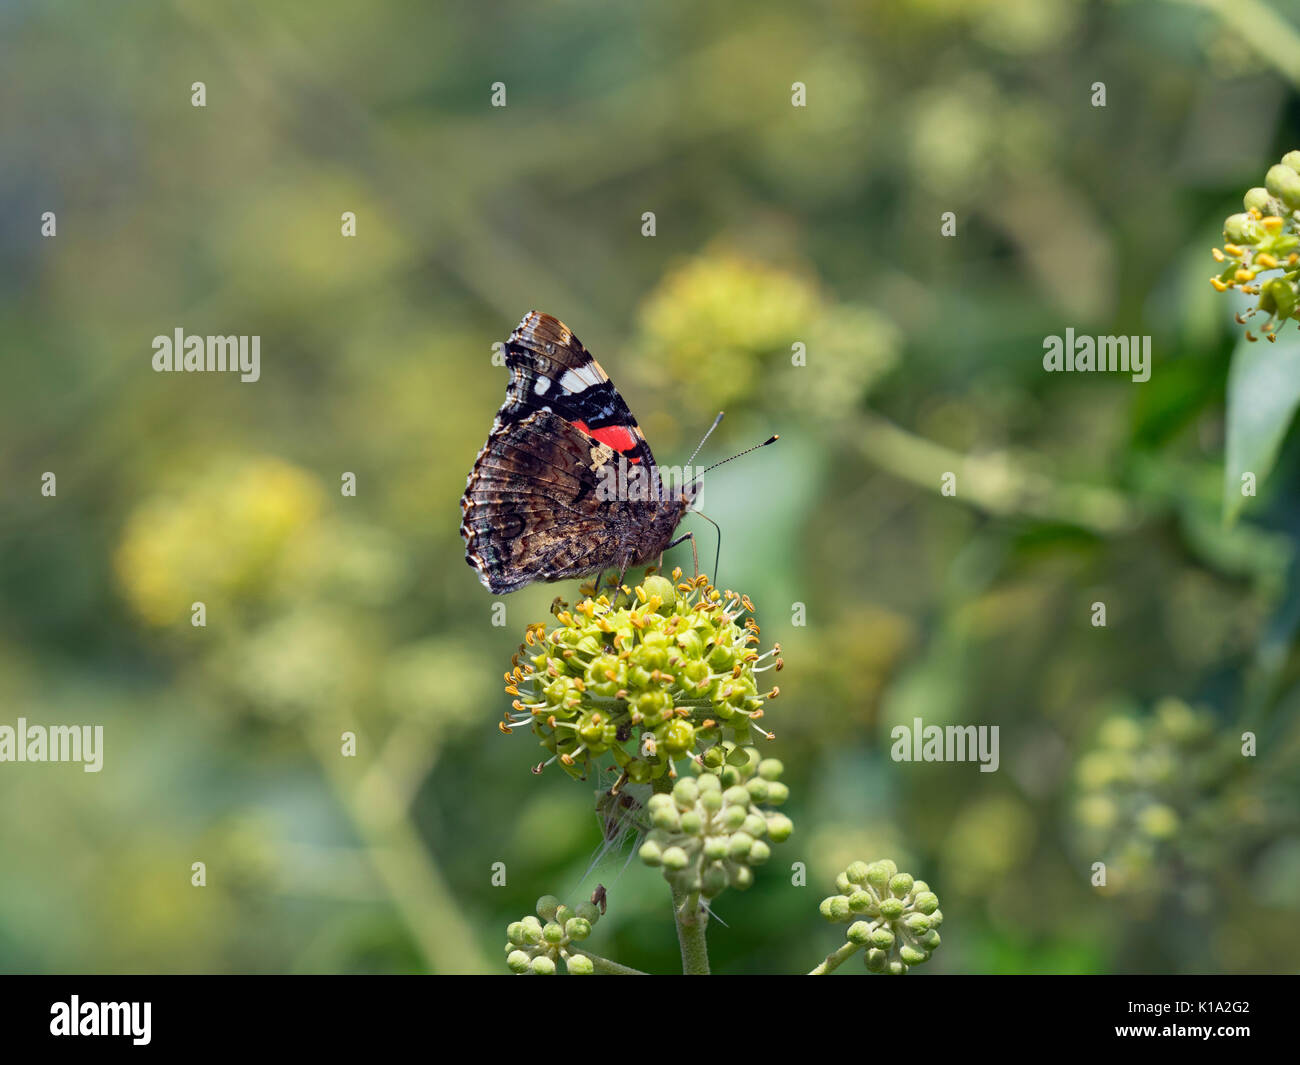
xmin=501 ymin=572 xmax=782 ymax=784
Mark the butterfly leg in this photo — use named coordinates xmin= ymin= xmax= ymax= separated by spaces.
xmin=664 ymin=532 xmax=699 ymax=581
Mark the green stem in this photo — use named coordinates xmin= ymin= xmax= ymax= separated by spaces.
xmin=809 ymin=940 xmax=862 ymax=975
xmin=1168 ymin=0 xmax=1300 ymax=88
xmin=568 ymin=948 xmax=648 ymax=975
xmin=305 ymin=721 xmax=495 ymax=974
xmin=849 ymin=412 xmax=1140 ymax=534
xmin=672 ymin=886 xmax=711 ymax=974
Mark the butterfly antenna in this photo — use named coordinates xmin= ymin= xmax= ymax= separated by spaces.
xmin=686 ymin=411 xmax=725 ymax=468
xmin=699 ymin=434 xmax=779 ymax=476
xmin=692 ymin=509 xmax=723 ymax=587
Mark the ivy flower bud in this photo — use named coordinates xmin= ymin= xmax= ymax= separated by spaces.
xmin=564 ymin=953 xmax=595 ymax=975
xmin=1244 ymin=187 xmax=1273 ymax=214
xmin=1266 ymin=164 xmax=1300 ymax=209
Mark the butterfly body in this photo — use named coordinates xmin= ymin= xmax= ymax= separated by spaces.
xmin=461 ymin=311 xmax=697 ymax=595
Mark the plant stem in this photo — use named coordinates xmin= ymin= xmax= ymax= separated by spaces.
xmin=1168 ymin=0 xmax=1300 ymax=88
xmin=569 ymin=948 xmax=648 ymax=975
xmin=672 ymin=887 xmax=710 ymax=974
xmin=305 ymin=721 xmax=494 ymax=974
xmin=850 ymin=411 xmax=1140 ymax=534
xmin=809 ymin=941 xmax=862 ymax=975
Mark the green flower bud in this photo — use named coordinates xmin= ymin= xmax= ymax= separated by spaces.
xmin=1283 ymin=151 xmax=1300 ymax=175
xmin=865 ymin=862 xmax=893 ymax=891
xmin=1244 ymin=186 xmax=1273 ymax=214
xmin=821 ymin=894 xmax=851 ymax=921
xmin=1267 ymin=163 xmax=1300 ymax=209
xmin=879 ymin=897 xmax=904 ymax=920
xmin=506 ymin=921 xmax=527 ymax=946
xmin=1224 ymin=212 xmax=1264 ymax=245
xmin=672 ymin=777 xmax=700 ymax=807
xmin=661 ymin=719 xmax=696 ymax=755
xmin=565 ymin=917 xmax=592 ymax=941
xmin=565 ymin=953 xmax=595 ymax=975
xmin=847 ymin=920 xmax=872 ymax=945
xmin=542 ymin=922 xmax=564 ymax=945
xmin=870 ymin=926 xmax=895 ymax=949
xmin=722 ymin=804 xmax=748 ymax=831
xmin=651 ymin=805 xmax=682 ymax=832
xmin=889 ymin=873 xmax=914 ymax=898
xmin=845 ymin=861 xmax=870 ymax=884
xmin=727 ymin=832 xmax=755 ymax=860
xmin=662 ymin=846 xmax=690 ymax=870
xmin=765 ymin=781 xmax=790 ymax=805
xmin=574 ymin=901 xmax=601 ymax=925
xmin=639 ymin=840 xmax=664 ymax=866
xmin=506 ymin=950 xmax=532 ymax=973
xmin=531 ymin=955 xmax=557 ymax=975
xmin=899 ymin=945 xmax=929 ymax=966
xmin=767 ymin=814 xmax=794 ymax=842
xmin=848 ymin=890 xmax=875 ymax=914
xmin=865 ymin=948 xmax=888 ymax=972
xmin=909 ymin=889 xmax=941 ymax=915
xmin=679 ymin=809 xmax=703 ymax=835
xmin=536 ymin=895 xmax=561 ymax=921
xmin=703 ymin=835 xmax=729 ymax=861
xmin=748 ymin=840 xmax=771 ymax=864
xmin=728 ymin=864 xmax=754 ymax=890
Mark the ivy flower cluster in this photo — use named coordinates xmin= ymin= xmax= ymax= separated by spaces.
xmin=1072 ymin=698 xmax=1220 ymax=895
xmin=505 ymin=895 xmax=605 ymax=975
xmin=1212 ymin=150 xmax=1300 ymax=340
xmin=817 ymin=860 xmax=943 ymax=975
xmin=501 ymin=572 xmax=781 ymax=783
xmin=637 ymin=748 xmax=793 ymax=901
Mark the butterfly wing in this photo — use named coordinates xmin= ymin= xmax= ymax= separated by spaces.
xmin=493 ymin=311 xmax=658 ymax=469
xmin=462 ymin=312 xmax=688 ymax=593
xmin=461 ymin=409 xmax=640 ymax=594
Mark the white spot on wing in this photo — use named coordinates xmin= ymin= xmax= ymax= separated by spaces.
xmin=560 ymin=369 xmax=589 ymax=393
xmin=533 ymin=376 xmax=550 ymax=395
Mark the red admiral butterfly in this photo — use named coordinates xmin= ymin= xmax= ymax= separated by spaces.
xmin=461 ymin=311 xmax=703 ymax=594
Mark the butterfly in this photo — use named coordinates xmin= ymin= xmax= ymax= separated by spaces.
xmin=461 ymin=311 xmax=701 ymax=594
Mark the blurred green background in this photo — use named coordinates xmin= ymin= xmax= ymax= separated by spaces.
xmin=2 ymin=0 xmax=1299 ymax=974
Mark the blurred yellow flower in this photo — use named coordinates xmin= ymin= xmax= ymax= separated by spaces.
xmin=115 ymin=458 xmax=325 ymax=625
xmin=637 ymin=250 xmax=822 ymax=411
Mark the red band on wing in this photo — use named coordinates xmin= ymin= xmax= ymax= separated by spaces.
xmin=572 ymin=420 xmax=642 ymax=463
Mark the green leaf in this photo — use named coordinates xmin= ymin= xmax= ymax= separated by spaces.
xmin=1223 ymin=328 xmax=1300 ymax=524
